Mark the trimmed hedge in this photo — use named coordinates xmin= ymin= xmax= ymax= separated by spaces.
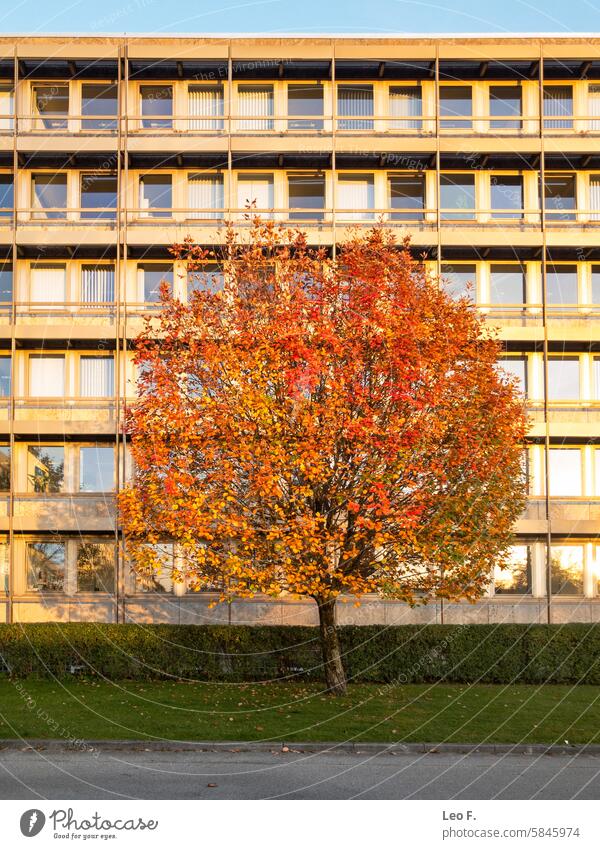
xmin=0 ymin=623 xmax=598 ymax=684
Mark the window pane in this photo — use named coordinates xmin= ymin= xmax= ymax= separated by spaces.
xmin=135 ymin=543 xmax=174 ymax=593
xmin=80 ymin=446 xmax=114 ymax=492
xmin=0 ymin=446 xmax=9 ymax=491
xmin=0 ymin=541 xmax=8 ymax=593
xmin=338 ymin=85 xmax=373 ymax=130
xmin=80 ymin=173 xmax=117 ymax=220
xmin=389 ymin=174 xmax=425 ymax=221
xmin=30 ymin=263 xmax=66 ymax=307
xmin=490 ymin=175 xmax=523 ymax=219
xmin=546 ymin=265 xmax=578 ymax=307
xmin=0 ymin=356 xmax=10 ymax=396
xmin=33 ymin=84 xmax=69 ymax=129
xmin=138 ymin=263 xmax=173 ymax=303
xmin=77 ymin=542 xmax=115 ymax=593
xmin=187 ymin=265 xmax=224 ymax=296
xmin=489 ymin=85 xmax=522 ymax=130
xmin=0 ymin=264 xmax=12 ymax=302
xmin=238 ymin=85 xmax=274 ymax=131
xmin=548 ymin=448 xmax=582 ymax=496
xmin=337 ymin=174 xmax=374 ymax=220
xmin=544 ymin=175 xmax=576 ymax=221
xmin=0 ymin=174 xmax=13 ymax=219
xmin=288 ymin=175 xmax=325 ymax=221
xmin=440 ymin=174 xmax=475 ymax=219
xmin=27 ymin=541 xmax=65 ymax=592
xmin=237 ymin=174 xmax=274 ymax=216
xmin=494 ymin=545 xmax=531 ymax=593
xmin=140 ymin=85 xmax=172 ymax=128
xmin=188 ymin=174 xmax=224 ymax=219
xmin=81 ymin=265 xmax=115 ymax=304
xmin=189 ymin=85 xmax=224 ymax=131
xmin=80 ymin=357 xmax=114 ymax=397
xmin=544 ymin=86 xmax=573 ymax=129
xmin=81 ymin=84 xmax=118 ymax=131
xmin=547 ymin=358 xmax=579 ymax=400
xmin=490 ymin=264 xmax=525 ymax=306
xmin=29 ymin=356 xmax=65 ymax=396
xmin=441 ymin=263 xmax=476 ymax=299
xmin=594 ymin=357 xmax=600 ymax=399
xmin=550 ymin=545 xmax=583 ymax=595
xmin=439 ymin=86 xmax=472 ymax=129
xmin=26 ymin=445 xmax=64 ymax=493
xmin=389 ymin=86 xmax=422 ymax=130
xmin=0 ymin=85 xmax=13 ymax=131
xmin=496 ymin=358 xmax=526 ymax=394
xmin=139 ymin=174 xmax=172 ymax=218
xmin=288 ymin=84 xmax=323 ymax=130
xmin=32 ymin=173 xmax=67 ymax=219
xmin=590 ymin=265 xmax=600 ymax=305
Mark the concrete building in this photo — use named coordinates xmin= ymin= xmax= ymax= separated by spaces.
xmin=0 ymin=33 xmax=599 ymax=626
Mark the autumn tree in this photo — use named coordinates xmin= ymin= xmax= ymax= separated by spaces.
xmin=119 ymin=221 xmax=527 ymax=695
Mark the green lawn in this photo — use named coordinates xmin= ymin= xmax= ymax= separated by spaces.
xmin=0 ymin=680 xmax=599 ymax=744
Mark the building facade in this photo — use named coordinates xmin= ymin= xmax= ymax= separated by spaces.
xmin=0 ymin=34 xmax=599 ymax=626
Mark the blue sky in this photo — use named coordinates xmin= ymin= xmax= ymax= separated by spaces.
xmin=0 ymin=0 xmax=596 ymax=35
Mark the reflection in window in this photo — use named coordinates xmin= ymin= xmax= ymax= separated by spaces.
xmin=135 ymin=543 xmax=175 ymax=593
xmin=544 ymin=175 xmax=576 ymax=221
xmin=80 ymin=446 xmax=114 ymax=492
xmin=81 ymin=84 xmax=118 ymax=131
xmin=288 ymin=84 xmax=323 ymax=131
xmin=494 ymin=545 xmax=531 ymax=594
xmin=490 ymin=175 xmax=523 ymax=219
xmin=550 ymin=545 xmax=583 ymax=595
xmin=76 ymin=542 xmax=115 ymax=593
xmin=547 ymin=358 xmax=579 ymax=401
xmin=496 ymin=358 xmax=526 ymax=395
xmin=27 ymin=541 xmax=65 ymax=592
xmin=80 ymin=172 xmax=117 ymax=220
xmin=139 ymin=174 xmax=172 ymax=218
xmin=440 ymin=174 xmax=475 ymax=220
xmin=338 ymin=85 xmax=374 ymax=130
xmin=389 ymin=174 xmax=425 ymax=221
xmin=187 ymin=265 xmax=225 ymax=296
xmin=489 ymin=85 xmax=522 ymax=130
xmin=546 ymin=264 xmax=578 ymax=307
xmin=0 ymin=445 xmax=9 ymax=491
xmin=0 ymin=174 xmax=13 ymax=219
xmin=439 ymin=86 xmax=472 ymax=129
xmin=288 ymin=174 xmax=325 ymax=221
xmin=33 ymin=84 xmax=69 ymax=130
xmin=441 ymin=263 xmax=476 ymax=300
xmin=544 ymin=86 xmax=573 ymax=130
xmin=0 ymin=356 xmax=9 ymax=397
xmin=140 ymin=85 xmax=172 ymax=129
xmin=138 ymin=263 xmax=173 ymax=303
xmin=31 ymin=173 xmax=67 ymax=219
xmin=548 ymin=448 xmax=582 ymax=496
xmin=0 ymin=264 xmax=12 ymax=302
xmin=490 ymin=264 xmax=525 ymax=306
xmin=27 ymin=445 xmax=64 ymax=493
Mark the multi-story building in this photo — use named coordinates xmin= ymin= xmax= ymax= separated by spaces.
xmin=1 ymin=34 xmax=600 ymax=626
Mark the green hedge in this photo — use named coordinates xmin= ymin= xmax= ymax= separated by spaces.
xmin=0 ymin=623 xmax=598 ymax=684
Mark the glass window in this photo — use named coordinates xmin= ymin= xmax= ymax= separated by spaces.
xmin=135 ymin=543 xmax=175 ymax=593
xmin=337 ymin=174 xmax=375 ymax=220
xmin=0 ymin=541 xmax=8 ymax=593
xmin=544 ymin=175 xmax=576 ymax=221
xmin=0 ymin=264 xmax=12 ymax=302
xmin=288 ymin=174 xmax=325 ymax=221
xmin=0 ymin=356 xmax=10 ymax=396
xmin=236 ymin=173 xmax=274 ymax=217
xmin=490 ymin=264 xmax=525 ymax=306
xmin=31 ymin=173 xmax=67 ymax=219
xmin=188 ymin=173 xmax=224 ymax=219
xmin=594 ymin=357 xmax=600 ymax=399
xmin=490 ymin=175 xmax=523 ymax=219
xmin=389 ymin=174 xmax=425 ymax=221
xmin=590 ymin=265 xmax=600 ymax=305
xmin=140 ymin=84 xmax=172 ymax=129
xmin=188 ymin=84 xmax=224 ymax=131
xmin=494 ymin=545 xmax=531 ymax=594
xmin=489 ymin=85 xmax=522 ymax=130
xmin=79 ymin=445 xmax=114 ymax=492
xmin=139 ymin=174 xmax=172 ymax=218
xmin=0 ymin=445 xmax=9 ymax=491
xmin=439 ymin=86 xmax=472 ymax=129
xmin=81 ymin=265 xmax=115 ymax=304
xmin=238 ymin=85 xmax=274 ymax=131
xmin=594 ymin=450 xmax=600 ymax=496
xmin=441 ymin=263 xmax=476 ymax=300
xmin=0 ymin=85 xmax=13 ymax=131
xmin=80 ymin=173 xmax=117 ymax=220
xmin=29 ymin=355 xmax=65 ymax=397
xmin=544 ymin=86 xmax=573 ymax=130
xmin=138 ymin=263 xmax=173 ymax=303
xmin=337 ymin=84 xmax=374 ymax=130
xmin=26 ymin=445 xmax=64 ymax=493
xmin=389 ymin=86 xmax=422 ymax=130
xmin=288 ymin=84 xmax=323 ymax=130
xmin=550 ymin=545 xmax=584 ymax=595
xmin=547 ymin=357 xmax=580 ymax=401
xmin=546 ymin=264 xmax=578 ymax=307
xmin=440 ymin=174 xmax=475 ymax=220
xmin=548 ymin=448 xmax=582 ymax=496
xmin=0 ymin=174 xmax=13 ymax=219
xmin=27 ymin=541 xmax=65 ymax=592
xmin=496 ymin=357 xmax=527 ymax=395
xmin=76 ymin=542 xmax=115 ymax=593
xmin=187 ymin=265 xmax=224 ymax=296
xmin=30 ymin=263 xmax=66 ymax=307
xmin=81 ymin=83 xmax=118 ymax=131
xmin=33 ymin=84 xmax=69 ymax=130
xmin=80 ymin=357 xmax=114 ymax=398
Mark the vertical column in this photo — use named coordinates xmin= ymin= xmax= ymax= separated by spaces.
xmin=434 ymin=46 xmax=443 ymax=626
xmin=331 ymin=41 xmax=336 ymax=260
xmin=7 ymin=48 xmax=18 ymax=625
xmin=114 ymin=41 xmax=125 ymax=624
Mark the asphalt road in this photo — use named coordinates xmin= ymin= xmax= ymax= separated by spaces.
xmin=1 ymin=748 xmax=599 ymax=799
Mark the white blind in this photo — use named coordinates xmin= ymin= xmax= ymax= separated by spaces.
xmin=544 ymin=87 xmax=572 ymax=129
xmin=590 ymin=176 xmax=600 ymax=221
xmin=389 ymin=87 xmax=422 ymax=129
xmin=30 ymin=265 xmax=66 ymax=307
xmin=337 ymin=175 xmax=374 ymax=221
xmin=188 ymin=175 xmax=224 ymax=219
xmin=589 ymin=85 xmax=600 ymax=131
xmin=237 ymin=175 xmax=274 ymax=218
xmin=0 ymin=87 xmax=13 ymax=131
xmin=338 ymin=86 xmax=374 ymax=130
xmin=238 ymin=86 xmax=273 ymax=130
xmin=29 ymin=356 xmax=65 ymax=396
xmin=80 ymin=357 xmax=114 ymax=397
xmin=81 ymin=265 xmax=115 ymax=304
xmin=188 ymin=86 xmax=223 ymax=130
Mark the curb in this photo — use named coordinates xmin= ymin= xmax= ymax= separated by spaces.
xmin=0 ymin=739 xmax=599 ymax=756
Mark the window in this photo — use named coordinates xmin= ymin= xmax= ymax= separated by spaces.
xmin=187 ymin=265 xmax=225 ymax=296
xmin=389 ymin=86 xmax=422 ymax=130
xmin=547 ymin=357 xmax=580 ymax=401
xmin=594 ymin=450 xmax=600 ymax=496
xmin=0 ymin=541 xmax=8 ymax=593
xmin=337 ymin=84 xmax=373 ymax=130
xmin=188 ymin=85 xmax=224 ymax=131
xmin=188 ymin=173 xmax=224 ymax=219
xmin=27 ymin=445 xmax=65 ymax=493
xmin=0 ymin=263 xmax=12 ymax=302
xmin=589 ymin=84 xmax=600 ymax=131
xmin=76 ymin=542 xmax=115 ymax=593
xmin=30 ymin=264 xmax=66 ymax=308
xmin=440 ymin=174 xmax=475 ymax=220
xmin=79 ymin=445 xmax=115 ymax=492
xmin=80 ymin=356 xmax=114 ymax=398
xmin=439 ymin=86 xmax=472 ymax=129
xmin=550 ymin=545 xmax=583 ymax=595
xmin=29 ymin=355 xmax=65 ymax=397
xmin=139 ymin=174 xmax=172 ymax=218
xmin=0 ymin=445 xmax=9 ymax=491
xmin=0 ymin=356 xmax=10 ymax=396
xmin=81 ymin=84 xmax=118 ymax=131
xmin=238 ymin=85 xmax=273 ymax=130
xmin=0 ymin=174 xmax=13 ymax=218
xmin=236 ymin=174 xmax=274 ymax=217
xmin=337 ymin=174 xmax=374 ymax=220
xmin=497 ymin=357 xmax=527 ymax=395
xmin=32 ymin=84 xmax=69 ymax=130
xmin=0 ymin=84 xmax=13 ymax=131
xmin=135 ymin=543 xmax=175 ymax=593
xmin=27 ymin=541 xmax=65 ymax=592
xmin=140 ymin=84 xmax=172 ymax=129
xmin=81 ymin=265 xmax=115 ymax=304
xmin=490 ymin=264 xmax=526 ymax=307
xmin=31 ymin=173 xmax=67 ymax=219
xmin=548 ymin=448 xmax=582 ymax=496
xmin=288 ymin=174 xmax=325 ymax=221
xmin=80 ymin=172 xmax=117 ymax=220
xmin=544 ymin=86 xmax=573 ymax=130
xmin=441 ymin=263 xmax=476 ymax=300
xmin=138 ymin=263 xmax=173 ymax=303
xmin=494 ymin=545 xmax=531 ymax=594
xmin=288 ymin=84 xmax=323 ymax=130
xmin=544 ymin=175 xmax=576 ymax=221
xmin=546 ymin=264 xmax=578 ymax=308
xmin=490 ymin=175 xmax=523 ymax=219
xmin=590 ymin=174 xmax=600 ymax=220
xmin=592 ymin=266 xmax=600 ymax=305
xmin=389 ymin=174 xmax=425 ymax=221
xmin=489 ymin=85 xmax=522 ymax=130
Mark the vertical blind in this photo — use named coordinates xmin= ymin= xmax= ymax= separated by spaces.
xmin=29 ymin=356 xmax=65 ymax=396
xmin=590 ymin=176 xmax=600 ymax=220
xmin=337 ymin=175 xmax=375 ymax=221
xmin=188 ymin=86 xmax=224 ymax=130
xmin=544 ymin=87 xmax=573 ymax=129
xmin=80 ymin=357 xmax=114 ymax=397
xmin=337 ymin=86 xmax=374 ymax=130
xmin=81 ymin=265 xmax=115 ymax=304
xmin=30 ymin=265 xmax=66 ymax=307
xmin=0 ymin=87 xmax=13 ymax=131
xmin=237 ymin=175 xmax=274 ymax=217
xmin=238 ymin=86 xmax=274 ymax=130
xmin=188 ymin=175 xmax=224 ymax=218
xmin=389 ymin=87 xmax=422 ymax=130
xmin=589 ymin=85 xmax=600 ymax=131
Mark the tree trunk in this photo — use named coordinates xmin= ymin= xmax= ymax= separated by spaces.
xmin=317 ymin=596 xmax=347 ymax=695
